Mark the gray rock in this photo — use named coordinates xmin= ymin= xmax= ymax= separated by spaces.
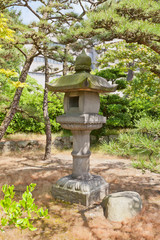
xmin=109 ymin=135 xmax=118 ymax=141
xmin=99 ymin=136 xmax=109 ymax=143
xmin=101 ymin=191 xmax=142 ymax=222
xmin=2 ymin=142 xmax=10 ymax=154
xmin=17 ymin=141 xmax=30 ymax=148
xmin=63 ymin=136 xmax=72 ymax=149
xmin=29 ymin=140 xmax=39 ymax=146
xmin=0 ymin=142 xmax=5 ymax=150
xmin=90 ymin=135 xmax=97 ymax=144
xmin=53 ymin=136 xmax=62 ymax=149
xmin=70 ymin=136 xmax=73 ymax=143
xmin=53 ymin=136 xmax=72 ymax=149
xmin=0 ymin=140 xmax=39 ymax=153
xmin=2 ymin=141 xmax=16 ymax=153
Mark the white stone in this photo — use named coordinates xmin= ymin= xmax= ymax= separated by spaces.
xmin=101 ymin=191 xmax=142 ymax=222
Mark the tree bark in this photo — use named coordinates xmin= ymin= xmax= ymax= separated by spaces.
xmin=0 ymin=56 xmax=34 ymax=140
xmin=63 ymin=45 xmax=69 ymax=76
xmin=127 ymin=62 xmax=134 ymax=81
xmin=41 ymin=0 xmax=52 ymax=160
xmin=43 ymin=57 xmax=52 ymax=160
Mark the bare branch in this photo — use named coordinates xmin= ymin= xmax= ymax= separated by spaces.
xmin=151 ymin=68 xmax=160 ymax=77
xmin=49 ymin=69 xmax=63 ymax=76
xmin=24 ymin=0 xmax=42 ymax=20
xmin=14 ymin=45 xmax=27 ymax=59
xmin=78 ymin=0 xmax=86 ymax=15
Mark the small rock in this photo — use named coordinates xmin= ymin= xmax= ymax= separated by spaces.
xmin=53 ymin=136 xmax=72 ymax=149
xmin=29 ymin=140 xmax=39 ymax=146
xmin=70 ymin=136 xmax=73 ymax=143
xmin=63 ymin=136 xmax=72 ymax=149
xmin=109 ymin=135 xmax=118 ymax=141
xmin=17 ymin=141 xmax=30 ymax=148
xmin=0 ymin=140 xmax=39 ymax=153
xmin=99 ymin=136 xmax=109 ymax=143
xmin=0 ymin=142 xmax=5 ymax=150
xmin=2 ymin=141 xmax=16 ymax=154
xmin=101 ymin=191 xmax=142 ymax=222
xmin=90 ymin=135 xmax=97 ymax=144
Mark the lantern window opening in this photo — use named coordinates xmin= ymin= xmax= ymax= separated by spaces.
xmin=69 ymin=96 xmax=79 ymax=108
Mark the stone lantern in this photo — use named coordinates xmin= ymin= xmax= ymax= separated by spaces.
xmin=47 ymin=50 xmax=117 ymax=206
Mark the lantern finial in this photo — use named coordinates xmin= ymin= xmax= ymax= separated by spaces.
xmin=75 ymin=50 xmax=91 ymax=72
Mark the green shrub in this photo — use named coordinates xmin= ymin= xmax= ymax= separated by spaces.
xmin=101 ymin=117 xmax=160 ymax=173
xmin=132 ymin=158 xmax=160 ymax=173
xmin=115 ymin=78 xmax=127 ymax=90
xmin=0 ymin=183 xmax=49 ymax=232
xmin=93 ymin=68 xmax=131 ymax=129
xmin=135 ymin=117 xmax=160 ymax=138
xmin=126 ymin=72 xmax=160 ymax=120
xmin=100 ymin=94 xmax=132 ymax=128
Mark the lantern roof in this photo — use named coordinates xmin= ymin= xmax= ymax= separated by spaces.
xmin=46 ymin=50 xmax=117 ymax=93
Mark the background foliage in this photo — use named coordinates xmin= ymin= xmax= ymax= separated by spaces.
xmin=94 ymin=40 xmax=160 ymax=129
xmin=0 ymin=75 xmax=64 ymax=134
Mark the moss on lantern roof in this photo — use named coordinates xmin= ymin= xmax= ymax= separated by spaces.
xmin=46 ymin=50 xmax=117 ymax=93
xmin=46 ymin=72 xmax=117 ymax=93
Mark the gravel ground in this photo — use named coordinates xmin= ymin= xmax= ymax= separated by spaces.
xmin=0 ymin=150 xmax=160 ymax=240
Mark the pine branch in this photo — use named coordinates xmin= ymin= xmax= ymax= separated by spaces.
xmin=17 ymin=108 xmax=41 ymax=122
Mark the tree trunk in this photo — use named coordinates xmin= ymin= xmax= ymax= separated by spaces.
xmin=127 ymin=62 xmax=134 ymax=81
xmin=42 ymin=1 xmax=52 ymax=160
xmin=0 ymin=57 xmax=34 ymax=140
xmin=43 ymin=57 xmax=52 ymax=160
xmin=127 ymin=69 xmax=134 ymax=81
xmin=63 ymin=45 xmax=69 ymax=76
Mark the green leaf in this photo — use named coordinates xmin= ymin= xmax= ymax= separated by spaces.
xmin=1 ymin=218 xmax=8 ymax=226
xmin=29 ymin=226 xmax=37 ymax=231
xmin=16 ymin=219 xmax=24 ymax=225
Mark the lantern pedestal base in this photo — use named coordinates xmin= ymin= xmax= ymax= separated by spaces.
xmin=52 ymin=174 xmax=109 ymax=206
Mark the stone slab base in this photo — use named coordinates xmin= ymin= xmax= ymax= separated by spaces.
xmin=52 ymin=175 xmax=109 ymax=206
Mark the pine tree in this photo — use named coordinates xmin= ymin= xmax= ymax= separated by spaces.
xmin=73 ymin=0 xmax=160 ymax=54
xmin=96 ymin=41 xmax=160 ymax=77
xmin=0 ymin=0 xmax=97 ymax=147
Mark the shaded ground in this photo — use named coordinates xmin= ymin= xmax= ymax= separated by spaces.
xmin=0 ymin=149 xmax=160 ymax=240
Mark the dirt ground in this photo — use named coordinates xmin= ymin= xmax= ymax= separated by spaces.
xmin=0 ymin=149 xmax=160 ymax=240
